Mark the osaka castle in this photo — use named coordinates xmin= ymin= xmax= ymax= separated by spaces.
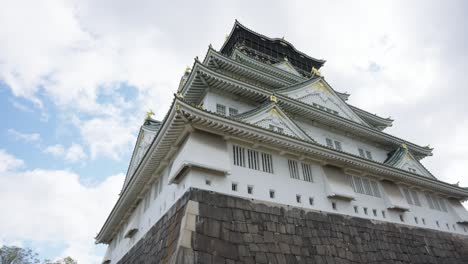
xmin=96 ymin=21 xmax=468 ymax=263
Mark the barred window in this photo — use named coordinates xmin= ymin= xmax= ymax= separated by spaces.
xmin=402 ymin=188 xmax=414 ymax=205
xmin=362 ymin=178 xmax=373 ymax=196
xmin=425 ymin=193 xmax=435 ymax=209
xmin=365 ymin=151 xmax=373 ymax=160
xmin=370 ymin=181 xmax=381 ymax=198
xmin=351 ymin=176 xmax=381 ymax=198
xmin=233 ymin=145 xmax=246 ymax=167
xmin=433 ymin=197 xmax=442 ymax=211
xmin=216 ymin=104 xmax=226 ymax=115
xmin=288 ymin=159 xmax=300 ymax=179
xmin=334 ymin=141 xmax=342 ymax=151
xmin=261 ymin=152 xmax=274 ymax=173
xmin=301 ymin=163 xmax=313 ymax=182
xmin=228 ymin=107 xmax=238 ymax=116
xmin=326 ymin=138 xmax=334 ymax=148
xmin=353 ymin=176 xmax=364 ymax=194
xmin=410 ymin=190 xmax=421 ymax=206
xmin=247 ymin=149 xmax=260 ymax=170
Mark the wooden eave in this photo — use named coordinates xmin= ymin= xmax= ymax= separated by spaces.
xmin=95 ymin=99 xmax=191 ymax=244
xmin=180 ymin=62 xmax=432 ymax=158
xmin=203 ymin=47 xmax=290 ymax=88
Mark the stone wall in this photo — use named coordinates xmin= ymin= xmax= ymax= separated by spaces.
xmin=117 ymin=189 xmax=468 ymax=264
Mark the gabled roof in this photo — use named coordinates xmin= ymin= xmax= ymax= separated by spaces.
xmin=385 ymin=144 xmax=434 ymax=178
xmin=272 ymin=59 xmax=302 ymax=76
xmin=179 ymin=60 xmax=433 ymax=159
xmin=276 ymin=77 xmax=370 ymax=126
xmin=234 ymin=102 xmax=314 ymax=142
xmin=221 ymin=20 xmax=325 ymax=74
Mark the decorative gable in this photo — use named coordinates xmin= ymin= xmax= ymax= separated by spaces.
xmin=278 ymin=79 xmax=368 ymax=125
xmin=385 ymin=144 xmax=434 ymax=178
xmin=273 ymin=59 xmax=302 ymax=76
xmin=124 ymin=119 xmax=161 ymax=187
xmin=237 ymin=102 xmax=313 ymax=141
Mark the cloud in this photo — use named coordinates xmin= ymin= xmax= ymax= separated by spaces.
xmin=0 ymin=149 xmax=24 ymax=173
xmin=8 ymin=129 xmax=41 ymax=143
xmin=44 ymin=143 xmax=87 ymax=163
xmin=78 ymin=116 xmax=137 ymax=161
xmin=0 ymin=150 xmax=124 ymax=263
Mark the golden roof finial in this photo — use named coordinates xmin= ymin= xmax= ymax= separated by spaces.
xmin=311 ymin=67 xmax=322 ymax=77
xmin=284 ymin=56 xmax=288 ymax=62
xmin=401 ymin=143 xmax=408 ymax=149
xmin=145 ymin=110 xmax=155 ymax=120
xmin=176 ymin=92 xmax=184 ymax=99
xmin=270 ymin=95 xmax=278 ymax=103
xmin=185 ymin=66 xmax=191 ymax=73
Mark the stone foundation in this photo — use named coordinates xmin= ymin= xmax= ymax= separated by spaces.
xmin=117 ymin=189 xmax=468 ymax=263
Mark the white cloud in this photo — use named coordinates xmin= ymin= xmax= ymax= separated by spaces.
xmin=0 ymin=150 xmax=124 ymax=263
xmin=44 ymin=144 xmax=65 ymax=156
xmin=78 ymin=116 xmax=137 ymax=161
xmin=8 ymin=129 xmax=41 ymax=143
xmin=44 ymin=143 xmax=87 ymax=163
xmin=0 ymin=149 xmax=24 ymax=173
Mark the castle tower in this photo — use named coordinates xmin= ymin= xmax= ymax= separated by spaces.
xmin=96 ymin=21 xmax=468 ymax=263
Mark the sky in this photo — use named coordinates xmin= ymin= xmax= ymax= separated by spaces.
xmin=1 ymin=0 xmax=468 ymax=263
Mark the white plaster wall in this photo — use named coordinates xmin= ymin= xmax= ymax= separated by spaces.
xmin=295 ymin=119 xmax=389 ymax=162
xmin=202 ymin=91 xmax=256 ymax=115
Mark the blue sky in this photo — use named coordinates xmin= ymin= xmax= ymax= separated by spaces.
xmin=1 ymin=0 xmax=468 ymax=263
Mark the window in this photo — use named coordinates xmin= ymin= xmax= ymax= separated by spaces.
xmin=216 ymin=104 xmax=226 ymax=115
xmin=326 ymin=138 xmax=334 ymax=148
xmin=402 ymin=188 xmax=414 ymax=205
xmin=370 ymin=181 xmax=381 ymax=197
xmin=446 ymin=223 xmax=450 ymax=230
xmin=382 ymin=211 xmax=386 ymax=218
xmin=425 ymin=193 xmax=435 ymax=209
xmin=453 ymin=224 xmax=457 ymax=231
xmin=334 ymin=141 xmax=342 ymax=151
xmin=350 ymin=175 xmax=381 ymax=198
xmin=422 ymin=218 xmax=426 ymax=225
xmin=153 ymin=180 xmax=159 ymax=200
xmin=296 ymin=195 xmax=301 ymax=203
xmin=247 ymin=149 xmax=260 ymax=170
xmin=354 ymin=206 xmax=358 ymax=214
xmin=439 ymin=198 xmax=448 ymax=212
xmin=399 ymin=215 xmax=404 ymax=222
xmin=414 ymin=217 xmax=418 ymax=224
xmin=269 ymin=190 xmax=275 ymax=199
xmin=363 ymin=208 xmax=368 ymax=215
xmin=288 ymin=159 xmax=300 ymax=179
xmin=233 ymin=145 xmax=246 ymax=167
xmin=365 ymin=151 xmax=373 ymax=160
xmin=372 ymin=209 xmax=377 ymax=217
xmin=232 ymin=182 xmax=238 ymax=191
xmin=436 ymin=221 xmax=440 ymax=228
xmin=332 ymin=202 xmax=337 ymax=210
xmin=362 ymin=179 xmax=373 ymax=196
xmin=247 ymin=185 xmax=253 ymax=194
xmin=309 ymin=197 xmax=314 ymax=206
xmin=301 ymin=163 xmax=313 ymax=182
xmin=410 ymin=190 xmax=421 ymax=206
xmin=205 ymin=179 xmax=211 ymax=186
xmin=358 ymin=148 xmax=365 ymax=158
xmin=228 ymin=107 xmax=238 ymax=116
xmin=261 ymin=152 xmax=274 ymax=173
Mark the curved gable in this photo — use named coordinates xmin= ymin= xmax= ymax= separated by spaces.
xmin=385 ymin=144 xmax=434 ymax=178
xmin=237 ymin=102 xmax=313 ymax=141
